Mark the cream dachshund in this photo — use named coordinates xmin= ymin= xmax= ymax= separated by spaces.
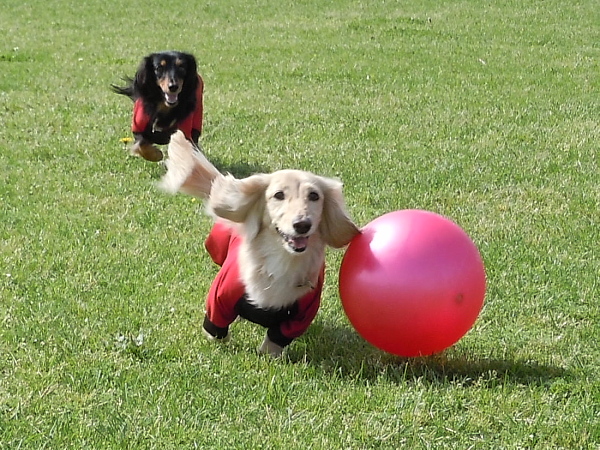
xmin=160 ymin=131 xmax=359 ymax=356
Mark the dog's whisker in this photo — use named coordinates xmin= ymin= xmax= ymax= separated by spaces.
xmin=296 ymin=280 xmax=315 ymax=290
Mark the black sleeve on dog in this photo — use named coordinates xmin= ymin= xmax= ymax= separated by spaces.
xmin=267 ymin=327 xmax=293 ymax=348
xmin=144 ymin=129 xmax=172 ymax=145
xmin=235 ymin=297 xmax=299 ymax=329
xmin=191 ymin=129 xmax=200 ymax=143
xmin=203 ymin=316 xmax=229 ymax=339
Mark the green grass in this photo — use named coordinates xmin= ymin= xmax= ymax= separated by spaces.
xmin=1 ymin=0 xmax=599 ymax=447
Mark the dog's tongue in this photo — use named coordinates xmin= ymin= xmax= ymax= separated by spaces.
xmin=165 ymin=92 xmax=178 ymax=105
xmin=291 ymin=236 xmax=308 ymax=252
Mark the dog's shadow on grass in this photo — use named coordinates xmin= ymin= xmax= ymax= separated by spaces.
xmin=210 ymin=157 xmax=268 ymax=179
xmin=151 ymin=154 xmax=267 ymax=180
xmin=294 ymin=321 xmax=572 ymax=388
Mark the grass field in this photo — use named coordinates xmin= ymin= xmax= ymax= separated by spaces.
xmin=1 ymin=0 xmax=599 ymax=448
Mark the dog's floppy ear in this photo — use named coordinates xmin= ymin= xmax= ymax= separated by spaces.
xmin=134 ymin=55 xmax=154 ymax=95
xmin=317 ymin=177 xmax=360 ymax=248
xmin=182 ymin=52 xmax=198 ymax=77
xmin=179 ymin=53 xmax=199 ymax=96
xmin=209 ymin=173 xmax=271 ymax=240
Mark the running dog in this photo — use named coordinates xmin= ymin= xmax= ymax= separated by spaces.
xmin=112 ymin=51 xmax=204 ymax=161
xmin=160 ymin=131 xmax=359 ymax=356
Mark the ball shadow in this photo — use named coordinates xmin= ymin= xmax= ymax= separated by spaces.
xmin=292 ymin=321 xmax=571 ymax=388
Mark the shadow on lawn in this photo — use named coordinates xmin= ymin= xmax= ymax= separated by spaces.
xmin=150 ymin=154 xmax=268 ymax=180
xmin=210 ymin=157 xmax=268 ymax=179
xmin=297 ymin=322 xmax=571 ymax=388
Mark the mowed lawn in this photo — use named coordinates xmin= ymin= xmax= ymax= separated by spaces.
xmin=0 ymin=0 xmax=598 ymax=448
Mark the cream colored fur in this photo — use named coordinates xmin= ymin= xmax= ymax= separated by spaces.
xmin=159 ymin=131 xmax=220 ymax=197
xmin=160 ymin=131 xmax=359 ymax=310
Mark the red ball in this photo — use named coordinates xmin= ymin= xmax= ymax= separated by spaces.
xmin=339 ymin=210 xmax=486 ymax=357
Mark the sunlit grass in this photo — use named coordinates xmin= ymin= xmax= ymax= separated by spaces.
xmin=0 ymin=0 xmax=598 ymax=447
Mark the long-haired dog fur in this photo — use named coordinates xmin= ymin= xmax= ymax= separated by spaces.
xmin=112 ymin=51 xmax=204 ymax=162
xmin=160 ymin=131 xmax=359 ymax=356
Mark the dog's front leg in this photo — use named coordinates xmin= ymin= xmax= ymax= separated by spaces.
xmin=130 ymin=134 xmax=164 ymax=162
xmin=258 ymin=335 xmax=284 ymax=357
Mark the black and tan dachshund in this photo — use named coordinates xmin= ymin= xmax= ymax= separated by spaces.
xmin=112 ymin=51 xmax=204 ymax=161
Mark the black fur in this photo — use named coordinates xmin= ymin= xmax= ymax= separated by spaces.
xmin=112 ymin=51 xmax=201 ymax=147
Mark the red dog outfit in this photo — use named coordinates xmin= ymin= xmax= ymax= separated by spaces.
xmin=202 ymin=222 xmax=325 ymax=348
xmin=131 ymin=74 xmax=204 ymax=143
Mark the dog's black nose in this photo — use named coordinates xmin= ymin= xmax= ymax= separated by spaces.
xmin=293 ymin=218 xmax=312 ymax=235
xmin=168 ymin=83 xmax=179 ymax=92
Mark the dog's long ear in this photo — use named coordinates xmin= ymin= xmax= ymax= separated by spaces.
xmin=134 ymin=55 xmax=154 ymax=96
xmin=182 ymin=52 xmax=198 ymax=77
xmin=318 ymin=177 xmax=360 ymax=248
xmin=179 ymin=53 xmax=199 ymax=96
xmin=209 ymin=174 xmax=270 ymax=240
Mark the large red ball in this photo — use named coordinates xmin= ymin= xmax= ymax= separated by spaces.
xmin=339 ymin=210 xmax=486 ymax=357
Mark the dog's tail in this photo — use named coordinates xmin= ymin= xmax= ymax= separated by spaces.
xmin=110 ymin=77 xmax=135 ymax=100
xmin=159 ymin=130 xmax=221 ymax=198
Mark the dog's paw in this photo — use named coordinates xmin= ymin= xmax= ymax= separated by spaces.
xmin=258 ymin=335 xmax=284 ymax=357
xmin=131 ymin=142 xmax=164 ymax=162
xmin=202 ymin=327 xmax=230 ymax=343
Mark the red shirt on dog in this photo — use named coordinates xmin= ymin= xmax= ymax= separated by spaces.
xmin=203 ymin=222 xmax=324 ymax=349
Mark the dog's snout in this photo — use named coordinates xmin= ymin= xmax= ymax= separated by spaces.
xmin=168 ymin=82 xmax=179 ymax=92
xmin=292 ymin=218 xmax=312 ymax=235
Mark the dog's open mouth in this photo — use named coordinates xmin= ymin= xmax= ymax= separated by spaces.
xmin=164 ymin=92 xmax=178 ymax=106
xmin=277 ymin=228 xmax=309 ymax=253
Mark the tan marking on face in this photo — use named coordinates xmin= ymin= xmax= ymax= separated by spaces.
xmin=157 ymin=77 xmax=171 ymax=92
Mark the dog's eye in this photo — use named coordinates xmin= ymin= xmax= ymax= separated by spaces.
xmin=308 ymin=192 xmax=320 ymax=202
xmin=274 ymin=191 xmax=285 ymax=200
